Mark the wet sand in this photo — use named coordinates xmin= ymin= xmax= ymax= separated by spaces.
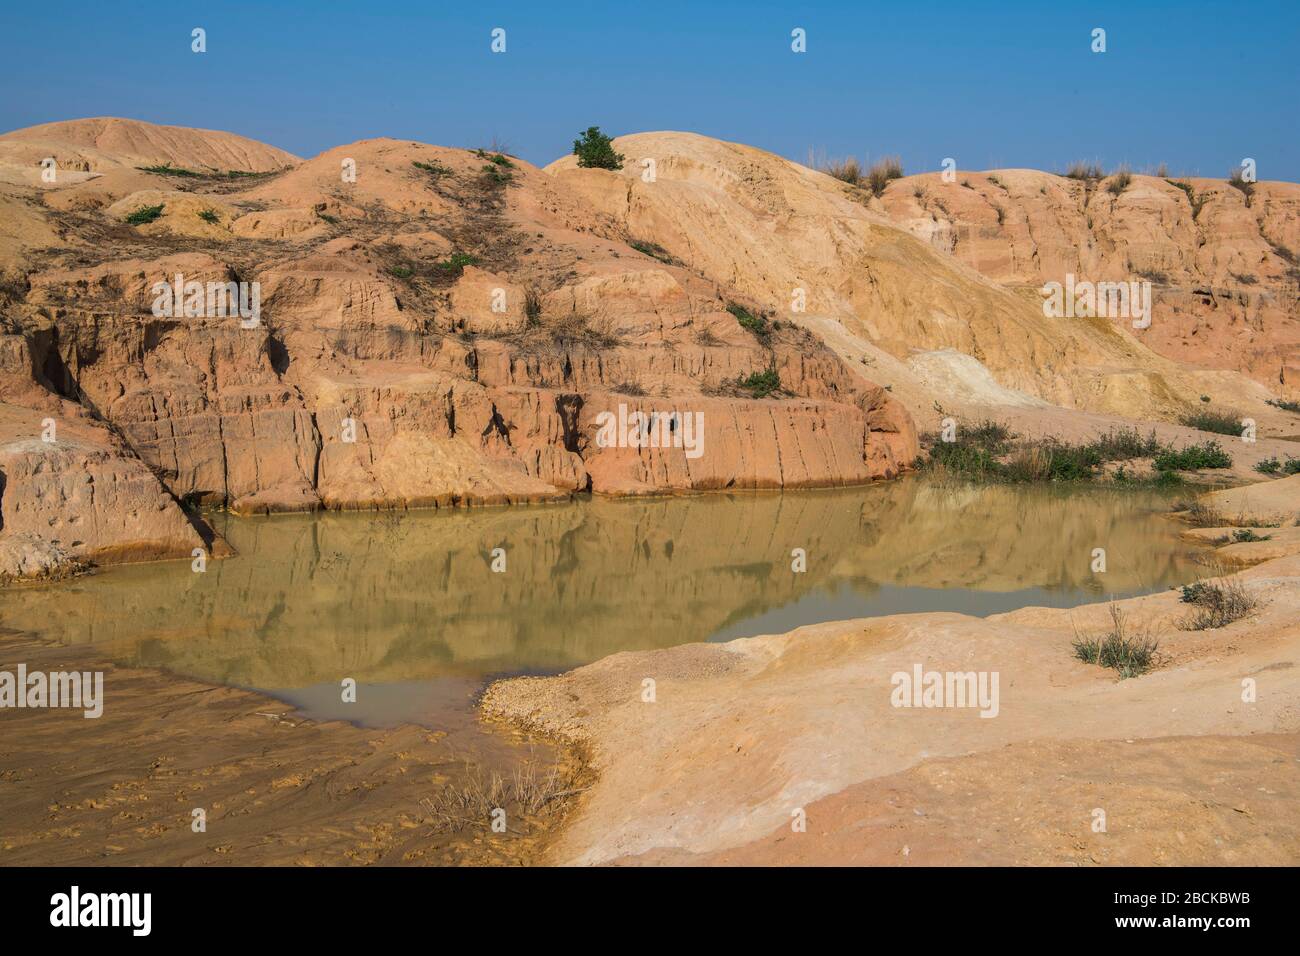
xmin=0 ymin=628 xmax=583 ymax=866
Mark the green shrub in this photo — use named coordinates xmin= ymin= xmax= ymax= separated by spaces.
xmin=1266 ymin=397 xmax=1300 ymax=414
xmin=197 ymin=209 xmax=220 ymax=224
xmin=125 ymin=204 xmax=165 ymax=225
xmin=736 ymin=367 xmax=782 ymax=399
xmin=1255 ymin=455 xmax=1300 ymax=476
xmin=1154 ymin=441 xmax=1232 ymax=471
xmin=921 ymin=423 xmax=1169 ymax=485
xmin=387 ymin=265 xmax=414 ymax=279
xmin=1232 ymin=528 xmax=1271 ymax=543
xmin=434 ymin=252 xmax=479 ymax=275
xmin=572 ymin=127 xmax=624 ymax=170
xmin=727 ymin=302 xmax=770 ymax=340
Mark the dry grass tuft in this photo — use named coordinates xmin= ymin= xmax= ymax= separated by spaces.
xmin=419 ymin=758 xmax=585 ymax=834
xmin=1072 ymin=604 xmax=1160 ymax=679
xmin=1178 ymin=561 xmax=1260 ymax=630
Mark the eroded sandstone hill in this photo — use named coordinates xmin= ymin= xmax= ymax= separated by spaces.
xmin=876 ymin=166 xmax=1300 ymax=391
xmin=548 ymin=132 xmax=1295 ymax=418
xmin=0 ymin=119 xmax=915 ymax=578
xmin=1 ymin=120 xmax=1296 ymax=581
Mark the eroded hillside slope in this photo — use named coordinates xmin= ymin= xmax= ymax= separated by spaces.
xmin=0 ymin=121 xmax=914 ymax=579
xmin=547 ymin=133 xmax=1293 ymax=421
xmin=877 ymin=167 xmax=1300 ymax=391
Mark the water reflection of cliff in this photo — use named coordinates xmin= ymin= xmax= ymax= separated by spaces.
xmin=1 ymin=480 xmax=1199 ymax=689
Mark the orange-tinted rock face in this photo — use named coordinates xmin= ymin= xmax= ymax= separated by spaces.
xmin=878 ymin=170 xmax=1300 ymax=391
xmin=0 ymin=122 xmax=918 ymax=576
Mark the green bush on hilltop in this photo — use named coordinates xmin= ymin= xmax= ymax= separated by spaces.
xmin=573 ymin=127 xmax=624 ymax=170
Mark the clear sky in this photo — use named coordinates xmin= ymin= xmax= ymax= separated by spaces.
xmin=2 ymin=0 xmax=1296 ymax=180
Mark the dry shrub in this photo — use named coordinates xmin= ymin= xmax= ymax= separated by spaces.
xmin=1072 ymin=604 xmax=1160 ymax=679
xmin=419 ymin=758 xmax=583 ymax=834
xmin=1178 ymin=561 xmax=1260 ymax=630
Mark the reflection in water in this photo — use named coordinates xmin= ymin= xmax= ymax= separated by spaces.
xmin=1 ymin=480 xmax=1202 ymax=725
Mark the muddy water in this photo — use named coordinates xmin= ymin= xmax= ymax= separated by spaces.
xmin=0 ymin=480 xmax=1204 ymax=728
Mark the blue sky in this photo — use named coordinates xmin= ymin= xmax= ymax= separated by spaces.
xmin=2 ymin=0 xmax=1296 ymax=179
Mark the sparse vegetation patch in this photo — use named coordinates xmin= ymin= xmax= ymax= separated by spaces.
xmin=125 ymin=204 xmax=165 ymax=225
xmin=1179 ymin=409 xmax=1242 ymax=436
xmin=1178 ymin=574 xmax=1259 ymax=630
xmin=1153 ymin=441 xmax=1232 ymax=472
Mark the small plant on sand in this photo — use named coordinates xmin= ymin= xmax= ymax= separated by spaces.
xmin=866 ymin=156 xmax=903 ymax=197
xmin=412 ymin=159 xmax=452 ymax=178
xmin=693 ymin=324 xmax=722 ymax=346
xmin=1165 ymin=178 xmax=1208 ymax=218
xmin=1179 ymin=408 xmax=1242 ymax=436
xmin=1154 ymin=441 xmax=1232 ymax=472
xmin=1106 ymin=167 xmax=1133 ymax=196
xmin=545 ymin=311 xmax=621 ymax=350
xmin=196 ymin=208 xmax=220 ymax=224
xmin=523 ymin=285 xmax=543 ymax=327
xmin=1172 ymin=498 xmax=1226 ymax=527
xmin=612 ymin=380 xmax=647 ymax=397
xmin=386 ymin=265 xmax=414 ymax=279
xmin=629 ymin=239 xmax=676 ymax=264
xmin=1231 ymin=528 xmax=1271 ymax=543
xmin=820 ymin=156 xmax=863 ymax=185
xmin=1178 ymin=570 xmax=1258 ymax=630
xmin=125 ymin=204 xmax=165 ymax=225
xmin=1266 ymin=397 xmax=1300 ymax=414
xmin=1228 ymin=169 xmax=1255 ymax=204
xmin=572 ymin=126 xmax=624 ymax=170
xmin=1072 ymin=604 xmax=1159 ymax=679
xmin=433 ymin=252 xmax=479 ymax=276
xmin=481 ymin=162 xmax=513 ymax=185
xmin=1064 ymin=161 xmax=1104 ymax=181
